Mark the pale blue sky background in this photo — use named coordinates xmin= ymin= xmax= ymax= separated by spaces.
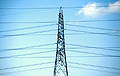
xmin=0 ymin=0 xmax=120 ymax=76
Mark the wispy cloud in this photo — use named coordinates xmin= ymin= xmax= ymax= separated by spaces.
xmin=77 ymin=0 xmax=120 ymax=18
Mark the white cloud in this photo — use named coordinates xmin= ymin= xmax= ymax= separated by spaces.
xmin=77 ymin=0 xmax=120 ymax=18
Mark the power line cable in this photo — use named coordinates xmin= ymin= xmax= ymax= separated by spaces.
xmin=89 ymin=47 xmax=120 ymax=48
xmin=0 ymin=21 xmax=57 ymax=24
xmin=0 ymin=50 xmax=55 ymax=59
xmin=17 ymin=48 xmax=56 ymax=49
xmin=0 ymin=32 xmax=106 ymax=36
xmin=68 ymin=62 xmax=120 ymax=70
xmin=67 ymin=46 xmax=120 ymax=49
xmin=65 ymin=33 xmax=118 ymax=35
xmin=0 ymin=43 xmax=56 ymax=52
xmin=0 ymin=19 xmax=120 ymax=24
xmin=13 ymin=55 xmax=120 ymax=59
xmin=65 ymin=24 xmax=120 ymax=32
xmin=63 ymin=5 xmax=120 ymax=9
xmin=67 ymin=56 xmax=120 ymax=58
xmin=67 ymin=50 xmax=120 ymax=57
xmin=65 ymin=32 xmax=120 ymax=36
xmin=66 ymin=43 xmax=120 ymax=52
xmin=0 ymin=5 xmax=120 ymax=9
xmin=14 ymin=56 xmax=54 ymax=58
xmin=0 ymin=7 xmax=59 ymax=9
xmin=0 ymin=10 xmax=46 ymax=16
xmin=65 ymin=19 xmax=120 ymax=22
xmin=66 ymin=29 xmax=120 ymax=37
xmin=69 ymin=66 xmax=120 ymax=75
xmin=0 ymin=24 xmax=56 ymax=33
xmin=79 ymin=9 xmax=120 ymax=14
xmin=0 ymin=62 xmax=53 ymax=70
xmin=0 ymin=29 xmax=57 ymax=38
xmin=24 ymin=47 xmax=89 ymax=49
xmin=0 ymin=66 xmax=53 ymax=75
xmin=64 ymin=6 xmax=120 ymax=14
xmin=2 ymin=32 xmax=118 ymax=36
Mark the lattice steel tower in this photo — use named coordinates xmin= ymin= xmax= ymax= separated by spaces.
xmin=54 ymin=7 xmax=68 ymax=76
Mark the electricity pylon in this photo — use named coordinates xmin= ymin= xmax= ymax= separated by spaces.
xmin=54 ymin=7 xmax=68 ymax=76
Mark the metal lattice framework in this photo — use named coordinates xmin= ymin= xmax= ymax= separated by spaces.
xmin=54 ymin=7 xmax=68 ymax=76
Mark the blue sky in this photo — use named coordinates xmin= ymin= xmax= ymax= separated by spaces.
xmin=0 ymin=0 xmax=120 ymax=76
